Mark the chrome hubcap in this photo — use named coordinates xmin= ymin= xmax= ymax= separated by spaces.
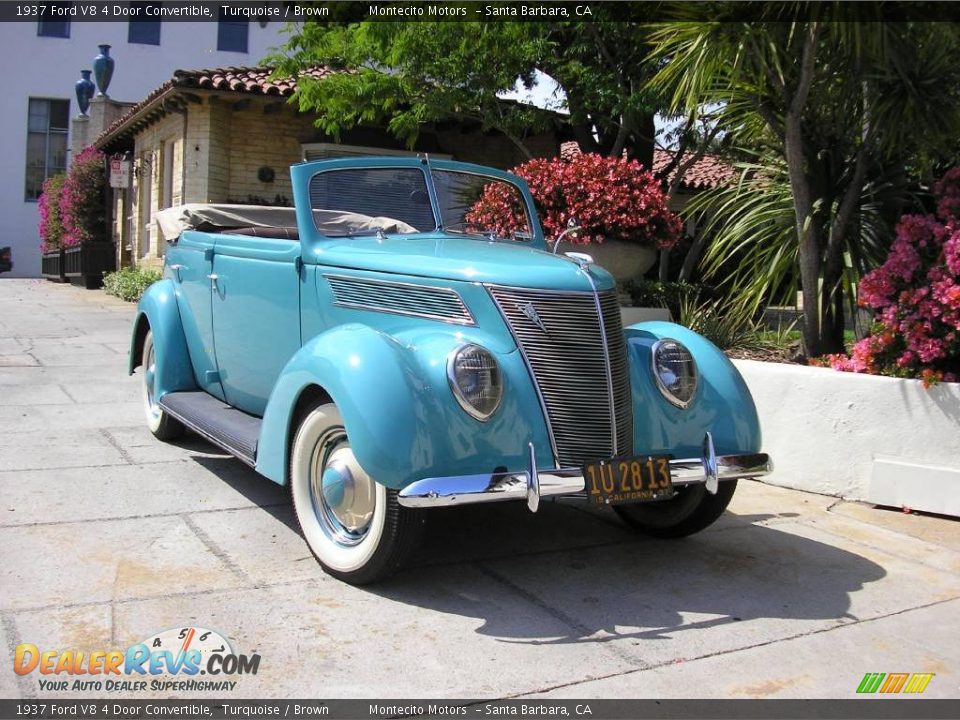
xmin=309 ymin=429 xmax=376 ymax=546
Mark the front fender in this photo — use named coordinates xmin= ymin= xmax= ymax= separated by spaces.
xmin=625 ymin=321 xmax=762 ymax=457
xmin=255 ymin=323 xmax=552 ymax=488
xmin=128 ymin=279 xmax=196 ymax=398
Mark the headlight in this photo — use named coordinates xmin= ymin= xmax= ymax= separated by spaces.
xmin=652 ymin=339 xmax=698 ymax=408
xmin=447 ymin=343 xmax=502 ymax=421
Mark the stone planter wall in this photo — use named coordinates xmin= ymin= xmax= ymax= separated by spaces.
xmin=733 ymin=359 xmax=960 ymax=517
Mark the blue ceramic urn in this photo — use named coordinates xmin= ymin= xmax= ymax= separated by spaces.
xmin=75 ymin=70 xmax=95 ymax=116
xmin=92 ymin=44 xmax=114 ymax=97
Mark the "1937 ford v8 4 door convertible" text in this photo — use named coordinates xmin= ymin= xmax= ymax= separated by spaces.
xmin=130 ymin=156 xmax=772 ymax=584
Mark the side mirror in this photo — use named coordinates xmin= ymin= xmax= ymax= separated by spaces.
xmin=551 ymin=217 xmax=582 ymax=254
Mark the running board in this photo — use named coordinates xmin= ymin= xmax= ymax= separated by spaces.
xmin=159 ymin=391 xmax=261 ymax=466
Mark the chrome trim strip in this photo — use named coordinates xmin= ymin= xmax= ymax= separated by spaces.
xmin=581 ymin=268 xmax=618 ymax=455
xmin=398 ymin=435 xmax=773 ymax=510
xmin=324 ymin=274 xmax=475 ymax=326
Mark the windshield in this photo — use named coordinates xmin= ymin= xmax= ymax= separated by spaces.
xmin=432 ymin=170 xmax=533 ymax=241
xmin=309 ymin=167 xmax=436 ymax=236
xmin=307 ymin=165 xmax=533 ymax=241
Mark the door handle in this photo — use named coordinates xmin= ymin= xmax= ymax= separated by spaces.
xmin=168 ymin=263 xmax=183 ymax=281
xmin=207 ymin=273 xmax=219 ymax=291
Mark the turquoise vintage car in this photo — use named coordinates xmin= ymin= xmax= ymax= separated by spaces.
xmin=130 ymin=157 xmax=772 ymax=584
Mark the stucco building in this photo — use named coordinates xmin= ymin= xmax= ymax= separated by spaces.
xmin=0 ymin=17 xmax=287 ymax=277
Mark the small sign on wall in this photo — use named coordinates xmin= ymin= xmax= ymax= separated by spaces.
xmin=109 ymin=159 xmax=131 ymax=189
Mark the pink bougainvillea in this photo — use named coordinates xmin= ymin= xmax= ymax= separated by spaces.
xmin=821 ymin=171 xmax=960 ymax=386
xmin=38 ymin=173 xmax=66 ymax=253
xmin=59 ymin=146 xmax=107 ymax=248
xmin=466 ymin=153 xmax=682 ymax=249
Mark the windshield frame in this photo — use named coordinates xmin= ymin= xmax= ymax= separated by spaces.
xmin=291 ymin=156 xmax=546 ymax=251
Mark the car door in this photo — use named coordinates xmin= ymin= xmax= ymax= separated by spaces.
xmin=210 ymin=234 xmax=302 ymax=417
xmin=167 ymin=231 xmax=225 ymax=400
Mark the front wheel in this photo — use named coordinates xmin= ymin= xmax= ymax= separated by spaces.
xmin=289 ymin=401 xmax=425 ymax=584
xmin=613 ymin=480 xmax=738 ymax=538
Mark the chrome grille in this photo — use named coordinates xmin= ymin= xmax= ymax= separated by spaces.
xmin=325 ymin=275 xmax=474 ymax=325
xmin=488 ymin=286 xmax=633 ymax=467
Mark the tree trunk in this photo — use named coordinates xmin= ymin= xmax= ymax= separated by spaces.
xmin=679 ymin=230 xmax=709 ymax=284
xmin=625 ymin=113 xmax=656 ymax=169
xmin=784 ymin=23 xmax=823 ymax=357
xmin=819 ymin=250 xmax=848 ymax=355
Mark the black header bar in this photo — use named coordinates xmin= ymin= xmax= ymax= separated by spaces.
xmin=4 ymin=2 xmax=960 ymax=24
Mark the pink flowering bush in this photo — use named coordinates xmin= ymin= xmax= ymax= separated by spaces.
xmin=820 ymin=171 xmax=960 ymax=386
xmin=38 ymin=173 xmax=66 ymax=253
xmin=59 ymin=146 xmax=107 ymax=247
xmin=466 ymin=153 xmax=681 ymax=249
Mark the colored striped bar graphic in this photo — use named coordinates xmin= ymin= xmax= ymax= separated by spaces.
xmin=857 ymin=672 xmax=935 ymax=694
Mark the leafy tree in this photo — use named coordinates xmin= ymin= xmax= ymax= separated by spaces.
xmin=650 ymin=7 xmax=960 ymax=355
xmin=270 ymin=13 xmax=666 ymax=166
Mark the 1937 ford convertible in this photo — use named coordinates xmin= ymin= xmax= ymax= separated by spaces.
xmin=130 ymin=157 xmax=773 ymax=584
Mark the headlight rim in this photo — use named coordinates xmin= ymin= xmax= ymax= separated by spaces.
xmin=446 ymin=342 xmax=503 ymax=422
xmin=651 ymin=338 xmax=698 ymax=409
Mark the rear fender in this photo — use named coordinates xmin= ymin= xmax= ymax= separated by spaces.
xmin=128 ymin=279 xmax=196 ymax=398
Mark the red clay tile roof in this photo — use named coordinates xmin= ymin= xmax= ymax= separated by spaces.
xmin=94 ymin=66 xmax=335 ymax=149
xmin=559 ymin=140 xmax=733 ymax=191
xmin=652 ymin=149 xmax=735 ymax=191
xmin=172 ymin=65 xmax=335 ymax=96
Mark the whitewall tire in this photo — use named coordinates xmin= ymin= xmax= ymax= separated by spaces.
xmin=141 ymin=329 xmax=185 ymax=441
xmin=290 ymin=401 xmax=424 ymax=584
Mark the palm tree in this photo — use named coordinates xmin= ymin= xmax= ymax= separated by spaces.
xmin=649 ymin=7 xmax=960 ymax=355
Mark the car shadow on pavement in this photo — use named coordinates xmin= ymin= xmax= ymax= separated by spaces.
xmin=187 ymin=453 xmax=293 ymax=522
xmin=371 ymin=501 xmax=887 ymax=645
xmin=182 ymin=449 xmax=887 ymax=646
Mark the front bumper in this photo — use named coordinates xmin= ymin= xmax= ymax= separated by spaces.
xmin=397 ymin=432 xmax=773 ymax=513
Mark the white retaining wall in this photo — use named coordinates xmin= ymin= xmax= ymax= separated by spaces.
xmin=733 ymin=359 xmax=960 ymax=517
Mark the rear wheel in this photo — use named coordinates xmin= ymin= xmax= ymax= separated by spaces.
xmin=289 ymin=401 xmax=424 ymax=584
xmin=613 ymin=480 xmax=738 ymax=538
xmin=141 ymin=329 xmax=185 ymax=441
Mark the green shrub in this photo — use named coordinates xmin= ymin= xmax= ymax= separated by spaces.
xmin=619 ymin=279 xmax=717 ymax=321
xmin=102 ymin=266 xmax=162 ymax=302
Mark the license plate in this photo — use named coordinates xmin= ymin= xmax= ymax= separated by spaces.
xmin=582 ymin=454 xmax=674 ymax=506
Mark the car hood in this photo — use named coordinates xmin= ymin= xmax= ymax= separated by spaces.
xmin=307 ymin=233 xmax=616 ymax=292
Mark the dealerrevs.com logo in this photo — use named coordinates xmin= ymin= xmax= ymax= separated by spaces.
xmin=13 ymin=626 xmax=260 ymax=692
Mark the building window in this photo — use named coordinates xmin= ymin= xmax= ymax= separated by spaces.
xmin=217 ymin=12 xmax=248 ymax=53
xmin=128 ymin=3 xmax=161 ymax=45
xmin=25 ymin=98 xmax=69 ymax=202
xmin=37 ymin=20 xmax=70 ymax=38
xmin=37 ymin=2 xmax=72 ymax=36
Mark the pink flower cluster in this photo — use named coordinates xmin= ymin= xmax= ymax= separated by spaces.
xmin=466 ymin=153 xmax=682 ymax=249
xmin=38 ymin=173 xmax=66 ymax=253
xmin=59 ymin=146 xmax=107 ymax=248
xmin=823 ymin=171 xmax=960 ymax=386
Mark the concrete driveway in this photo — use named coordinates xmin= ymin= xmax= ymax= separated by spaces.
xmin=1 ymin=278 xmax=958 ymax=700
